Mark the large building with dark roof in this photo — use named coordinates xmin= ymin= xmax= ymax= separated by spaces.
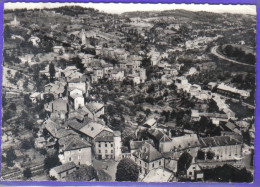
xmin=199 ymin=136 xmax=243 ymax=161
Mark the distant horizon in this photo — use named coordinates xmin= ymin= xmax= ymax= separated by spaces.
xmin=4 ymin=3 xmax=256 ymax=15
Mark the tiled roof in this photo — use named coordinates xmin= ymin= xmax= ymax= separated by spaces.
xmin=64 ymin=136 xmax=91 ymax=151
xmin=51 ymin=162 xmax=76 ymax=174
xmin=148 ymin=129 xmax=171 ymax=142
xmin=225 ymin=122 xmax=236 ymax=131
xmin=66 ymin=119 xmax=86 ymax=131
xmin=130 ymin=139 xmax=154 ymax=151
xmin=133 ymin=142 xmax=162 ymax=162
xmin=95 ymin=135 xmax=114 ymax=142
xmin=79 ymin=122 xmax=112 ymax=139
xmin=199 ymin=136 xmax=242 ymax=148
xmin=65 ymin=165 xmax=97 ymax=181
xmin=85 ymin=102 xmax=104 ymax=114
xmin=170 ymin=134 xmax=200 ymax=151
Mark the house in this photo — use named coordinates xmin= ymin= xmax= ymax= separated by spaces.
xmin=147 ymin=128 xmax=172 ymax=151
xmin=29 ymin=92 xmax=41 ymax=103
xmin=217 ymin=83 xmax=250 ymax=99
xmin=44 ymin=82 xmax=66 ymax=99
xmin=84 ymin=102 xmax=104 ymax=119
xmin=129 ymin=139 xmax=155 ymax=154
xmin=143 ymin=118 xmax=157 ymax=128
xmin=68 ymin=119 xmax=122 ymax=160
xmin=35 ymin=137 xmax=46 ymax=148
xmin=93 ymin=67 xmax=104 ymax=79
xmin=109 ymin=69 xmax=125 ymax=81
xmin=128 ymin=74 xmax=141 ymax=85
xmin=49 ymin=162 xmax=77 ymax=181
xmin=132 ymin=142 xmax=164 ymax=175
xmin=28 ymin=36 xmax=41 ymax=47
xmin=59 ymin=136 xmax=92 ymax=166
xmin=139 ymin=68 xmax=147 ymax=83
xmin=161 ymin=134 xmax=200 ymax=158
xmin=67 ymin=82 xmax=88 ymax=96
xmin=199 ymin=135 xmax=243 ymax=161
xmin=94 ymin=130 xmax=122 ymax=160
xmin=142 ymin=168 xmax=174 ymax=182
xmin=186 ymin=162 xmax=204 ymax=181
xmin=102 ymin=64 xmax=114 ymax=74
xmin=65 ymin=165 xmax=98 ymax=181
xmin=69 ymin=89 xmax=84 ymax=110
xmin=44 ymin=99 xmax=68 ymax=119
xmin=53 ymin=46 xmax=65 ymax=54
xmin=224 ymin=121 xmax=241 ymax=135
xmin=235 ymin=121 xmax=250 ymax=132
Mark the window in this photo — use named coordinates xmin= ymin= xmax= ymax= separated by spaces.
xmin=111 ymin=144 xmax=113 ymax=147
xmin=99 ymin=143 xmax=101 ymax=147
xmin=99 ymin=150 xmax=101 ymax=153
xmin=140 ymin=161 xmax=141 ymax=165
xmin=105 ymin=150 xmax=108 ymax=153
xmin=189 ymin=172 xmax=192 ymax=176
xmin=159 ymin=161 xmax=161 ymax=166
xmin=111 ymin=150 xmax=113 ymax=153
xmin=69 ymin=157 xmax=71 ymax=161
xmin=105 ymin=144 xmax=107 ymax=147
xmin=152 ymin=163 xmax=154 ymax=168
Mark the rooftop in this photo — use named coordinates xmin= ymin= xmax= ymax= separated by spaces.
xmin=199 ymin=136 xmax=242 ymax=148
xmin=51 ymin=162 xmax=76 ymax=174
xmin=142 ymin=168 xmax=173 ymax=182
xmin=133 ymin=142 xmax=162 ymax=163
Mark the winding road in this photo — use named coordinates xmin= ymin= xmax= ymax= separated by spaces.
xmin=211 ymin=46 xmax=255 ymax=68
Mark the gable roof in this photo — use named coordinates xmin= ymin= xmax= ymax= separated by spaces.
xmin=85 ymin=102 xmax=104 ymax=114
xmin=130 ymin=139 xmax=154 ymax=151
xmin=80 ymin=122 xmax=112 ymax=139
xmin=133 ymin=142 xmax=162 ymax=163
xmin=144 ymin=118 xmax=157 ymax=127
xmin=148 ymin=128 xmax=172 ymax=142
xmin=51 ymin=162 xmax=76 ymax=174
xmin=64 ymin=137 xmax=91 ymax=151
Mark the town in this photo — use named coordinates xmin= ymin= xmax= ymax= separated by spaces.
xmin=1 ymin=4 xmax=256 ymax=182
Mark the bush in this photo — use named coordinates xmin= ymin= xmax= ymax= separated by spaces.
xmin=23 ymin=168 xmax=32 ymax=179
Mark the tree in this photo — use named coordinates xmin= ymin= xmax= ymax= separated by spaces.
xmin=177 ymin=152 xmax=193 ymax=175
xmin=49 ymin=62 xmax=55 ymax=81
xmin=116 ymin=158 xmax=139 ymax=181
xmin=207 ymin=151 xmax=215 ymax=160
xmin=224 ymin=45 xmax=234 ymax=56
xmin=197 ymin=150 xmax=205 ymax=160
xmin=23 ymin=168 xmax=32 ymax=179
xmin=2 ymin=110 xmax=12 ymax=122
xmin=6 ymin=147 xmax=17 ymax=167
xmin=44 ymin=151 xmax=61 ymax=171
xmin=21 ymin=138 xmax=34 ymax=150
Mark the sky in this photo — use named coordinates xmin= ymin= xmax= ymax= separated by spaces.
xmin=4 ymin=2 xmax=256 ymax=15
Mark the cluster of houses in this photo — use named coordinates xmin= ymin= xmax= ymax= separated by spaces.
xmin=116 ymin=117 xmax=244 ymax=182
